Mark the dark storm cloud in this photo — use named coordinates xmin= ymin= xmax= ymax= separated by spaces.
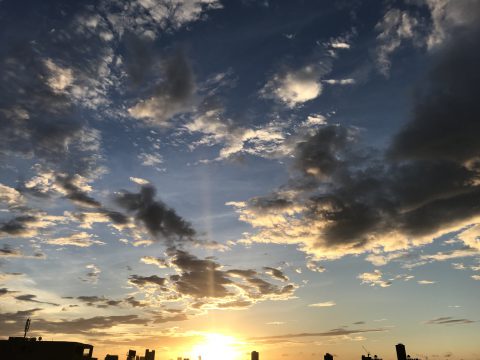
xmin=426 ymin=317 xmax=475 ymax=325
xmin=15 ymin=294 xmax=59 ymax=307
xmin=115 ymin=185 xmax=195 ymax=242
xmin=237 ymin=24 xmax=480 ymax=258
xmin=129 ymin=274 xmax=167 ymax=288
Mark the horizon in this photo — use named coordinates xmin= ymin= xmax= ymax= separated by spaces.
xmin=0 ymin=1 xmax=479 ymax=360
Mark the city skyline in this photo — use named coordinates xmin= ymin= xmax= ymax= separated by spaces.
xmin=0 ymin=0 xmax=479 ymax=359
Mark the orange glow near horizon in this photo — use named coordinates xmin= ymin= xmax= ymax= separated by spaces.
xmin=189 ymin=333 xmax=244 ymax=360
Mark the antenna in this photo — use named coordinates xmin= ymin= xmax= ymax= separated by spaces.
xmin=362 ymin=346 xmax=370 ymax=357
xmin=24 ymin=318 xmax=31 ymax=339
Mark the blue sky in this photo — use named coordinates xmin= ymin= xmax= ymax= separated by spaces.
xmin=0 ymin=1 xmax=479 ymax=359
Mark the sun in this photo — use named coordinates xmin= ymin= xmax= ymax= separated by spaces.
xmin=189 ymin=333 xmax=242 ymax=360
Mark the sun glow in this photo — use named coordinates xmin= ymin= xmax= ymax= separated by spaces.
xmin=189 ymin=333 xmax=243 ymax=360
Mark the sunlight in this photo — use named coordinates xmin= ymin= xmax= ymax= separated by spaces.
xmin=189 ymin=333 xmax=242 ymax=360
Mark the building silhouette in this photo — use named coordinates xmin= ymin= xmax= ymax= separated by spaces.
xmin=145 ymin=349 xmax=155 ymax=360
xmin=251 ymin=350 xmax=259 ymax=360
xmin=362 ymin=354 xmax=382 ymax=360
xmin=324 ymin=353 xmax=333 ymax=360
xmin=105 ymin=355 xmax=119 ymax=360
xmin=396 ymin=344 xmax=407 ymax=360
xmin=0 ymin=336 xmax=94 ymax=360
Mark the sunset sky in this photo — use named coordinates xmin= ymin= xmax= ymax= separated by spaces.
xmin=1 ymin=0 xmax=479 ymax=359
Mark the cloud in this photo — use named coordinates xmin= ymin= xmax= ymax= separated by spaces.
xmin=231 ymin=24 xmax=480 ymax=262
xmin=358 ymin=270 xmax=392 ymax=288
xmin=322 ymin=79 xmax=355 ymax=85
xmin=263 ymin=267 xmax=289 ymax=282
xmin=128 ymin=50 xmax=196 ymax=126
xmin=417 ymin=280 xmax=436 ymax=285
xmin=0 ymin=184 xmax=24 ymax=208
xmin=251 ymin=327 xmax=387 ymax=341
xmin=138 ymin=153 xmax=164 ymax=167
xmin=426 ymin=317 xmax=475 ymax=325
xmin=422 ymin=0 xmax=480 ymax=49
xmin=76 ymin=295 xmax=122 ymax=308
xmin=15 ymin=294 xmax=59 ymax=307
xmin=0 ymin=245 xmax=45 ymax=259
xmin=129 ymin=275 xmax=167 ymax=288
xmin=261 ymin=64 xmax=329 ymax=108
xmin=45 ymin=232 xmax=106 ymax=248
xmin=130 ymin=177 xmax=150 ymax=185
xmin=375 ymin=8 xmax=420 ymax=76
xmin=135 ymin=249 xmax=297 ymax=311
xmin=82 ymin=264 xmax=101 ymax=284
xmin=309 ymin=301 xmax=336 ymax=307
xmin=115 ymin=184 xmax=195 ymax=243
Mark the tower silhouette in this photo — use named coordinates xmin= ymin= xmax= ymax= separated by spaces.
xmin=251 ymin=351 xmax=259 ymax=360
xmin=396 ymin=344 xmax=407 ymax=360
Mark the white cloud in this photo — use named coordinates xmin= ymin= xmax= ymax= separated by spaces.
xmin=0 ymin=183 xmax=23 ymax=207
xmin=43 ymin=59 xmax=74 ymax=93
xmin=417 ymin=280 xmax=436 ymax=285
xmin=358 ymin=270 xmax=392 ymax=287
xmin=330 ymin=42 xmax=350 ymax=49
xmin=375 ymin=8 xmax=420 ymax=76
xmin=138 ymin=153 xmax=164 ymax=167
xmin=309 ymin=301 xmax=336 ymax=307
xmin=262 ymin=65 xmax=326 ymax=108
xmin=45 ymin=232 xmax=105 ymax=247
xmin=323 ymin=78 xmax=355 ymax=85
xmin=129 ymin=177 xmax=150 ymax=185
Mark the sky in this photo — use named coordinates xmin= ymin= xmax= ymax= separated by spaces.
xmin=0 ymin=0 xmax=479 ymax=359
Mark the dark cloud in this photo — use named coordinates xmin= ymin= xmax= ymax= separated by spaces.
xmin=154 ymin=249 xmax=298 ymax=302
xmin=0 ymin=40 xmax=100 ymax=177
xmin=389 ymin=26 xmax=480 ymax=164
xmin=0 ymin=308 xmax=42 ymax=331
xmin=115 ymin=185 xmax=195 ymax=242
xmin=0 ymin=216 xmax=38 ymax=236
xmin=76 ymin=296 xmax=122 ymax=308
xmin=251 ymin=327 xmax=387 ymax=340
xmin=426 ymin=317 xmax=475 ymax=325
xmin=129 ymin=275 xmax=166 ymax=288
xmin=55 ymin=176 xmax=101 ymax=208
xmin=169 ymin=249 xmax=233 ymax=298
xmin=127 ymin=49 xmax=196 ymax=126
xmin=15 ymin=294 xmax=59 ymax=306
xmin=235 ymin=24 xmax=480 ymax=259
xmin=264 ymin=267 xmax=289 ymax=282
xmin=0 ymin=288 xmax=16 ymax=296
xmin=0 ymin=245 xmax=22 ymax=257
